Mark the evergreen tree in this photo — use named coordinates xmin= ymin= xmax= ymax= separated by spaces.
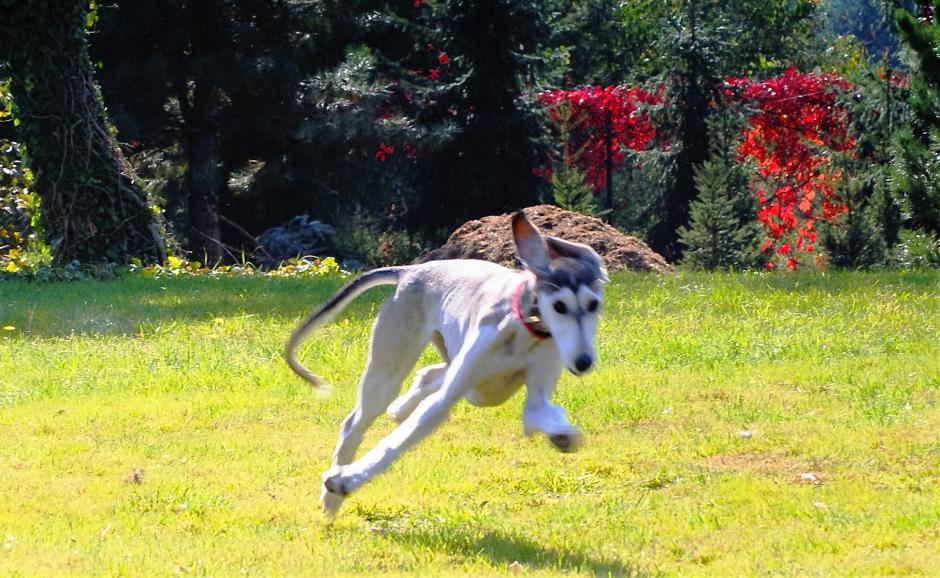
xmin=821 ymin=0 xmax=920 ymax=65
xmin=641 ymin=0 xmax=817 ymax=262
xmin=679 ymin=109 xmax=761 ymax=270
xmin=91 ymin=0 xmax=354 ymax=261
xmin=826 ymin=95 xmax=887 ymax=268
xmin=544 ymin=0 xmax=818 ymax=85
xmin=817 ymin=72 xmax=898 ymax=268
xmin=891 ymin=127 xmax=940 ymax=233
xmin=542 ymin=0 xmax=817 ymax=262
xmin=542 ymin=0 xmax=668 ymax=86
xmin=679 ymin=160 xmax=749 ymax=269
xmin=820 ymin=206 xmax=886 ymax=268
xmin=410 ymin=0 xmax=546 ymax=235
xmin=552 ymin=167 xmax=599 ymax=216
xmin=648 ymin=0 xmax=717 ymax=263
xmin=0 ymin=0 xmax=166 ymax=265
xmin=891 ymin=1 xmax=940 ymax=234
xmin=543 ymin=100 xmax=601 ymax=217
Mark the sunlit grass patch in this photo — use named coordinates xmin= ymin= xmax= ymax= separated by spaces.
xmin=0 ymin=270 xmax=937 ymax=575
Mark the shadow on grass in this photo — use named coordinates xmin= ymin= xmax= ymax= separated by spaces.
xmin=0 ymin=275 xmax=390 ymax=337
xmin=386 ymin=523 xmax=643 ymax=577
xmin=2 ymin=269 xmax=936 ymax=338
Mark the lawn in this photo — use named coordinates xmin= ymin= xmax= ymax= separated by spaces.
xmin=0 ymin=270 xmax=938 ymax=576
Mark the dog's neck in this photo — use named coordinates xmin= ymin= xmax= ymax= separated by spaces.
xmin=513 ymin=276 xmax=551 ymax=340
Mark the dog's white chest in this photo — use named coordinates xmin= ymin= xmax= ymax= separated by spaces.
xmin=464 ymin=368 xmax=526 ymax=407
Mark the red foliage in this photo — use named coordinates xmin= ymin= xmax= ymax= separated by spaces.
xmin=531 ymin=166 xmax=553 ymax=181
xmin=538 ymin=86 xmax=661 ymax=190
xmin=375 ymin=143 xmax=395 ymax=162
xmin=724 ymin=68 xmax=855 ymax=268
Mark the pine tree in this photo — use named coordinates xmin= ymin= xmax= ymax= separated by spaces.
xmin=544 ymin=100 xmax=602 ymax=217
xmin=820 ymin=205 xmax=886 ymax=268
xmin=679 ymin=160 xmax=762 ymax=270
xmin=91 ymin=0 xmax=355 ymax=262
xmin=822 ymin=134 xmax=887 ymax=268
xmin=679 ymin=109 xmax=761 ymax=270
xmin=818 ymin=79 xmax=894 ymax=268
xmin=411 ymin=0 xmax=545 ymax=235
xmin=627 ymin=0 xmax=817 ymax=262
xmin=552 ymin=166 xmax=599 ymax=216
xmin=650 ymin=0 xmax=716 ymax=263
xmin=891 ymin=1 xmax=940 ymax=234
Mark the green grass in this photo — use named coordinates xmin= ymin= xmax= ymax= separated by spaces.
xmin=1 ymin=270 xmax=938 ymax=576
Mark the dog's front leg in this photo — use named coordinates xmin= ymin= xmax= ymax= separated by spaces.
xmin=387 ymin=362 xmax=447 ymax=423
xmin=522 ymin=356 xmax=581 ymax=452
xmin=323 ymin=327 xmax=495 ymax=498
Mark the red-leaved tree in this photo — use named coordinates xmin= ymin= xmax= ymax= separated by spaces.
xmin=725 ymin=68 xmax=855 ymax=269
xmin=538 ymin=86 xmax=660 ymax=193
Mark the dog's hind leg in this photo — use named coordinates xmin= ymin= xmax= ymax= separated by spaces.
xmin=388 ymin=332 xmax=451 ymax=422
xmin=321 ymin=299 xmax=431 ymax=517
xmin=323 ymin=325 xmax=496 ymax=499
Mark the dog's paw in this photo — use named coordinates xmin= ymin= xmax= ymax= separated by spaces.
xmin=386 ymin=398 xmax=412 ymax=423
xmin=548 ymin=431 xmax=582 ymax=453
xmin=323 ymin=469 xmax=352 ymax=497
xmin=320 ymin=485 xmax=345 ymax=519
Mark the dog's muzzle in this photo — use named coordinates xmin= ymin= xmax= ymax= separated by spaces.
xmin=572 ymin=354 xmax=593 ymax=375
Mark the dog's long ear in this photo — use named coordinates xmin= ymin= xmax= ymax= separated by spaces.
xmin=512 ymin=212 xmax=551 ymax=276
xmin=546 ymin=236 xmax=609 ymax=282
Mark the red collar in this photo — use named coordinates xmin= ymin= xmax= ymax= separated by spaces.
xmin=513 ymin=280 xmax=551 ymax=340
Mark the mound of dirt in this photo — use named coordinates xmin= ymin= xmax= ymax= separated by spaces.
xmin=415 ymin=204 xmax=673 ymax=273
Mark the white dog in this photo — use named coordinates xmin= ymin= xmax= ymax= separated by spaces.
xmin=285 ymin=211 xmax=607 ymax=517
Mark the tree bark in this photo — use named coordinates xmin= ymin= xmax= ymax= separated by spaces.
xmin=182 ymin=83 xmax=224 ymax=264
xmin=177 ymin=0 xmax=225 ymax=264
xmin=605 ymin=107 xmax=614 ymax=216
xmin=0 ymin=0 xmax=166 ymax=265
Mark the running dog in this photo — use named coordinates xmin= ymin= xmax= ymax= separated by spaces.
xmin=285 ymin=211 xmax=607 ymax=517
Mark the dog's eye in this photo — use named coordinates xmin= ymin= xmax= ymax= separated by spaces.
xmin=553 ymin=301 xmax=568 ymax=315
xmin=586 ymin=299 xmax=599 ymax=313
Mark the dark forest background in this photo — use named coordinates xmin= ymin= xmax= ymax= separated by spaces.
xmin=1 ymin=0 xmax=939 ymax=271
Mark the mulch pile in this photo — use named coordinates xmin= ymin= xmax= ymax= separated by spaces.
xmin=415 ymin=204 xmax=673 ymax=273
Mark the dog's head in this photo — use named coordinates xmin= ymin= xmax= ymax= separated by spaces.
xmin=512 ymin=211 xmax=608 ymax=376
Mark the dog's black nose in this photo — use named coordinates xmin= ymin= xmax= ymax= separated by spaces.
xmin=574 ymin=354 xmax=593 ymax=374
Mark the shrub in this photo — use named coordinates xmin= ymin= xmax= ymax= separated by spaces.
xmin=890 ymin=228 xmax=940 ymax=268
xmin=331 ymin=210 xmax=425 ymax=269
xmin=0 ymin=139 xmax=45 ymax=273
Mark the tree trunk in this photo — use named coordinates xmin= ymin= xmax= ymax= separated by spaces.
xmin=649 ymin=55 xmax=711 ymax=263
xmin=605 ymin=108 xmax=614 ymax=216
xmin=186 ymin=104 xmax=223 ymax=265
xmin=178 ymin=1 xmax=225 ymax=264
xmin=0 ymin=0 xmax=166 ymax=265
xmin=668 ymin=68 xmax=710 ymax=258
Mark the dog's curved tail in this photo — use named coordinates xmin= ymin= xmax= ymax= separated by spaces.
xmin=285 ymin=267 xmax=403 ymax=389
